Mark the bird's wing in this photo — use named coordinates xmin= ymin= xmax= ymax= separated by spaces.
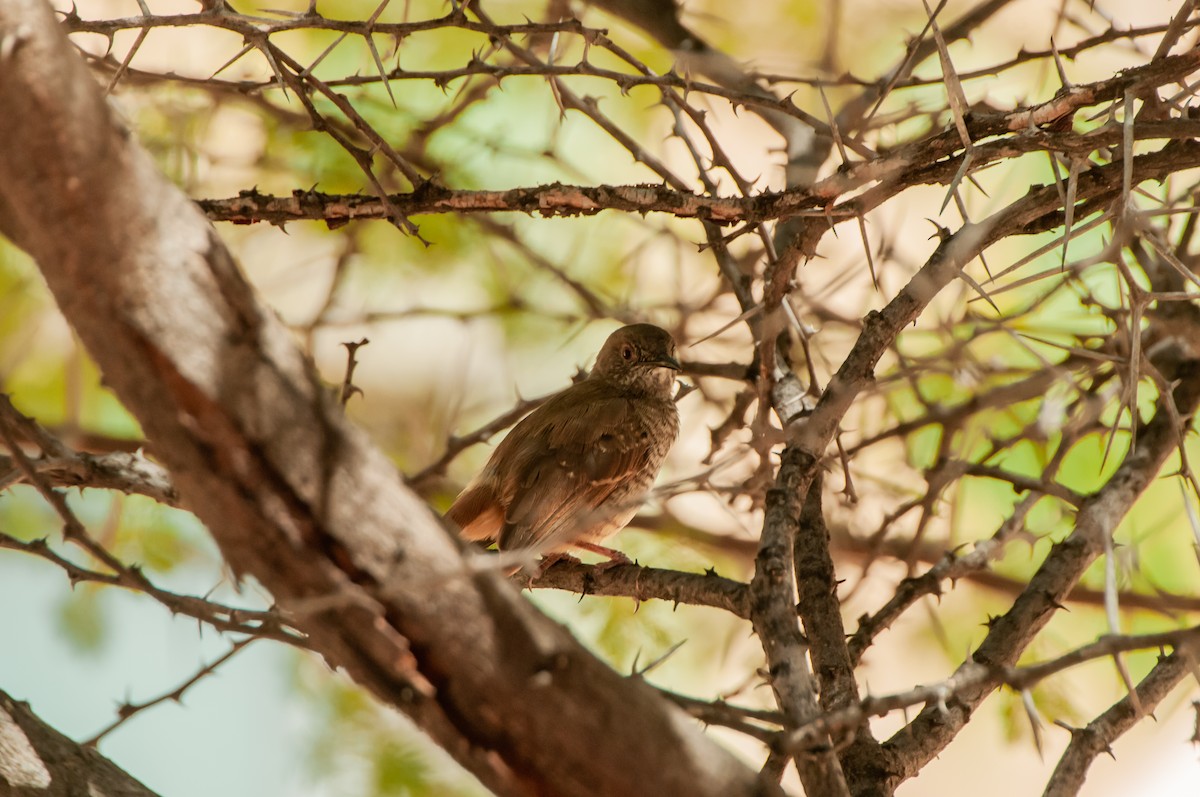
xmin=498 ymin=391 xmax=658 ymax=552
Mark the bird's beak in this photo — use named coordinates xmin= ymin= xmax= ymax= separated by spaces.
xmin=650 ymin=355 xmax=683 ymax=371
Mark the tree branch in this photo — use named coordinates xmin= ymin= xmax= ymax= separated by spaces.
xmin=794 ymin=475 xmax=886 ymax=794
xmin=1043 ymin=645 xmax=1198 ymax=796
xmin=783 ymin=626 xmax=1200 ymax=753
xmin=750 ymin=447 xmax=851 ymax=795
xmin=0 ymin=688 xmax=159 ymax=797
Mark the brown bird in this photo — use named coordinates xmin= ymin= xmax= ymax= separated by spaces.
xmin=446 ymin=324 xmax=681 ymax=566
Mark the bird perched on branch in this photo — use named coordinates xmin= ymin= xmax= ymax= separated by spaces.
xmin=446 ymin=324 xmax=681 ymax=568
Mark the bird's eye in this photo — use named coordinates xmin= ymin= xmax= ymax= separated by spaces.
xmin=621 ymin=345 xmax=634 ymax=360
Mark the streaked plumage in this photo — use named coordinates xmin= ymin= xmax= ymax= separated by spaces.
xmin=446 ymin=324 xmax=681 ymax=561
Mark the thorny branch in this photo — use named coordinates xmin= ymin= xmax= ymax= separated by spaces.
xmin=0 ymin=395 xmax=306 ymax=648
xmin=4 ymin=1 xmax=1200 ymax=795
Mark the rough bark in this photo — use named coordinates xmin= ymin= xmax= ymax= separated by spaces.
xmin=0 ymin=2 xmax=771 ymax=796
xmin=0 ymin=689 xmax=158 ymax=797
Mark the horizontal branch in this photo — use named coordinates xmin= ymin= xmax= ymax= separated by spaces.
xmin=197 ymin=116 xmax=1200 ymax=229
xmin=63 ymin=6 xmax=599 ymax=42
xmin=82 ymin=52 xmax=827 ymax=131
xmin=788 ymin=624 xmax=1200 ymax=752
xmin=530 ymin=559 xmax=751 ymax=618
xmin=0 ymin=447 xmax=177 ymax=505
xmin=0 ymin=394 xmax=177 ymax=503
xmin=0 ymin=530 xmax=307 ymax=645
xmin=642 ymin=515 xmax=1200 ymax=617
xmin=197 ymin=184 xmax=832 ymax=226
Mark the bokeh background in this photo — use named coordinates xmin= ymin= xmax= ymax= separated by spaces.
xmin=2 ymin=0 xmax=1199 ymax=794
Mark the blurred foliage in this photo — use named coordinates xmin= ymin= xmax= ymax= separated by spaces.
xmin=56 ymin=585 xmax=109 ymax=654
xmin=294 ymin=658 xmax=489 ymax=797
xmin=3 ymin=0 xmax=1200 ymax=795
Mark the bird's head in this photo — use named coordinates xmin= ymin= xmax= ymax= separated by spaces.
xmin=591 ymin=323 xmax=682 ymax=396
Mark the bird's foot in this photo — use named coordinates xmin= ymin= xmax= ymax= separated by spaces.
xmin=574 ymin=542 xmax=632 ymax=572
xmin=535 ymin=551 xmax=582 ymax=576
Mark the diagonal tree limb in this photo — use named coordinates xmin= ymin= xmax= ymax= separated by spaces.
xmin=0 ymin=687 xmax=159 ymax=797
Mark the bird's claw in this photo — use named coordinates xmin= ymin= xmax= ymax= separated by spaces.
xmin=535 ymin=551 xmax=582 ymax=576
